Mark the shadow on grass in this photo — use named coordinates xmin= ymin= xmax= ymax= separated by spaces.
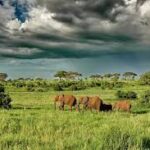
xmin=12 ymin=104 xmax=74 ymax=112
xmin=12 ymin=104 xmax=51 ymax=110
xmin=131 ymin=109 xmax=150 ymax=114
xmin=142 ymin=137 xmax=150 ymax=150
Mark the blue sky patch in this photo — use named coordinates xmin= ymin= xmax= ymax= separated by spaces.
xmin=11 ymin=1 xmax=29 ymax=22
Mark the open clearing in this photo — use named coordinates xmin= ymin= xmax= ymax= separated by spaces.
xmin=0 ymin=85 xmax=150 ymax=150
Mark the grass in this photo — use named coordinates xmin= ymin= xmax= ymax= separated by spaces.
xmin=0 ymin=85 xmax=150 ymax=150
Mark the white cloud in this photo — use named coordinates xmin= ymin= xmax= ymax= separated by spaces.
xmin=0 ymin=47 xmax=41 ymax=56
xmin=18 ymin=7 xmax=73 ymax=34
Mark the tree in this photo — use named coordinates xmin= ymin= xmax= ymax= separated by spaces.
xmin=66 ymin=71 xmax=82 ymax=80
xmin=103 ymin=73 xmax=112 ymax=80
xmin=90 ymin=74 xmax=103 ymax=80
xmin=140 ymin=90 xmax=150 ymax=106
xmin=0 ymin=84 xmax=12 ymax=109
xmin=112 ymin=73 xmax=120 ymax=81
xmin=54 ymin=71 xmax=82 ymax=80
xmin=0 ymin=73 xmax=8 ymax=81
xmin=123 ymin=72 xmax=137 ymax=80
xmin=139 ymin=72 xmax=150 ymax=85
xmin=54 ymin=71 xmax=68 ymax=80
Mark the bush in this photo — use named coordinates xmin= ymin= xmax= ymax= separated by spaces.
xmin=0 ymin=84 xmax=5 ymax=93
xmin=15 ymin=82 xmax=26 ymax=88
xmin=70 ymin=85 xmax=78 ymax=91
xmin=69 ymin=82 xmax=86 ymax=91
xmin=140 ymin=91 xmax=150 ymax=106
xmin=0 ymin=85 xmax=12 ymax=109
xmin=101 ymin=126 xmax=137 ymax=150
xmin=127 ymin=91 xmax=137 ymax=99
xmin=116 ymin=90 xmax=137 ymax=99
xmin=26 ymin=87 xmax=35 ymax=92
xmin=113 ymin=82 xmax=124 ymax=88
xmin=53 ymin=84 xmax=63 ymax=91
xmin=35 ymin=88 xmax=48 ymax=92
xmin=139 ymin=72 xmax=150 ymax=85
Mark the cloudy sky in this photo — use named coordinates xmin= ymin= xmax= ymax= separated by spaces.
xmin=0 ymin=0 xmax=150 ymax=78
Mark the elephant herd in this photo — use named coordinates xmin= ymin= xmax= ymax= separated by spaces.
xmin=54 ymin=94 xmax=131 ymax=112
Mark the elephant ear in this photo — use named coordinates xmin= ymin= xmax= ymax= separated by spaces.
xmin=84 ymin=96 xmax=89 ymax=102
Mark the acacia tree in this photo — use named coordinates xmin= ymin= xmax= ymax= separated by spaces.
xmin=54 ymin=71 xmax=82 ymax=80
xmin=90 ymin=74 xmax=103 ymax=80
xmin=112 ymin=73 xmax=120 ymax=81
xmin=54 ymin=71 xmax=68 ymax=80
xmin=123 ymin=72 xmax=137 ymax=80
xmin=103 ymin=73 xmax=113 ymax=80
xmin=0 ymin=73 xmax=8 ymax=81
xmin=66 ymin=71 xmax=82 ymax=80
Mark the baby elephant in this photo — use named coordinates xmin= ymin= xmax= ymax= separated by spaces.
xmin=113 ymin=101 xmax=131 ymax=112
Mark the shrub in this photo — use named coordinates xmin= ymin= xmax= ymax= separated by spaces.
xmin=113 ymin=82 xmax=124 ymax=88
xmin=116 ymin=90 xmax=137 ymax=99
xmin=35 ymin=88 xmax=47 ymax=92
xmin=140 ymin=91 xmax=150 ymax=106
xmin=101 ymin=126 xmax=137 ymax=150
xmin=53 ymin=84 xmax=63 ymax=91
xmin=69 ymin=82 xmax=86 ymax=91
xmin=70 ymin=85 xmax=78 ymax=91
xmin=139 ymin=72 xmax=150 ymax=85
xmin=26 ymin=87 xmax=35 ymax=92
xmin=15 ymin=81 xmax=26 ymax=88
xmin=127 ymin=91 xmax=137 ymax=99
xmin=0 ymin=85 xmax=12 ymax=109
xmin=0 ymin=84 xmax=5 ymax=93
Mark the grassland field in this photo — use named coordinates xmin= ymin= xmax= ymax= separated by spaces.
xmin=0 ymin=83 xmax=150 ymax=150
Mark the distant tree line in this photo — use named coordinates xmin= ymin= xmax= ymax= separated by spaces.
xmin=0 ymin=71 xmax=150 ymax=92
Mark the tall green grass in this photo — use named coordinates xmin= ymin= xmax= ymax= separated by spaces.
xmin=0 ymin=85 xmax=149 ymax=150
xmin=0 ymin=108 xmax=149 ymax=150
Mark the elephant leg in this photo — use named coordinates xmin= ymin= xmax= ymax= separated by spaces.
xmin=97 ymin=105 xmax=100 ymax=112
xmin=83 ymin=105 xmax=86 ymax=110
xmin=90 ymin=107 xmax=92 ymax=112
xmin=59 ymin=101 xmax=64 ymax=110
xmin=76 ymin=104 xmax=79 ymax=111
xmin=69 ymin=105 xmax=72 ymax=111
xmin=54 ymin=101 xmax=57 ymax=110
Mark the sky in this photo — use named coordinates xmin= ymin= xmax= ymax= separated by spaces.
xmin=0 ymin=0 xmax=150 ymax=78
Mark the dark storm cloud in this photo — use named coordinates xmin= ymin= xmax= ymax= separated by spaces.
xmin=0 ymin=28 xmax=138 ymax=60
xmin=38 ymin=0 xmax=126 ymax=23
xmin=0 ymin=0 xmax=150 ymax=60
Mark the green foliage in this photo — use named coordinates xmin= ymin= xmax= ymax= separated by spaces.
xmin=116 ymin=90 xmax=137 ymax=99
xmin=15 ymin=81 xmax=26 ymax=88
xmin=0 ymin=81 xmax=149 ymax=149
xmin=123 ymin=72 xmax=137 ymax=80
xmin=53 ymin=84 xmax=63 ymax=91
xmin=113 ymin=82 xmax=124 ymax=88
xmin=139 ymin=72 xmax=150 ymax=85
xmin=0 ymin=84 xmax=5 ymax=93
xmin=140 ymin=91 xmax=150 ymax=106
xmin=0 ymin=84 xmax=12 ymax=109
xmin=34 ymin=88 xmax=48 ymax=92
xmin=0 ymin=73 xmax=8 ymax=81
xmin=101 ymin=127 xmax=136 ymax=150
xmin=54 ymin=70 xmax=82 ymax=80
xmin=69 ymin=83 xmax=86 ymax=91
xmin=70 ymin=84 xmax=78 ymax=91
xmin=26 ymin=86 xmax=35 ymax=92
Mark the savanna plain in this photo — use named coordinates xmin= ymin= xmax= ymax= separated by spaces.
xmin=0 ymin=76 xmax=150 ymax=150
